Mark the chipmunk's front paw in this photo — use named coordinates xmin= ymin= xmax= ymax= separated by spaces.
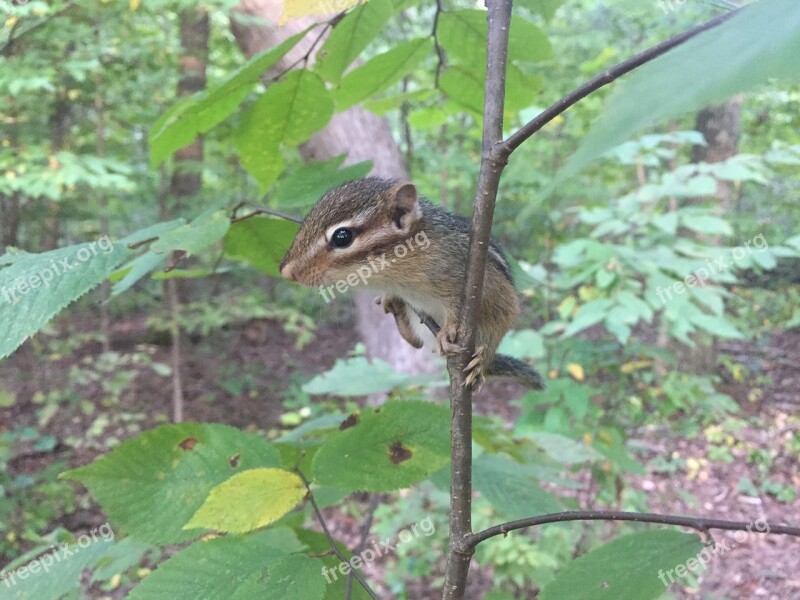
xmin=377 ymin=294 xmax=404 ymax=316
xmin=464 ymin=345 xmax=486 ymax=392
xmin=436 ymin=322 xmax=462 ymax=357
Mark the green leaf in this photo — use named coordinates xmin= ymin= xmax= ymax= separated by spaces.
xmin=688 ymin=313 xmax=744 ymax=339
xmin=516 ymin=0 xmax=565 ymax=20
xmin=294 ymin=529 xmax=373 ymax=600
xmin=559 ymin=0 xmax=800 ymax=180
xmin=473 ymin=455 xmax=561 ymax=519
xmin=333 ymin=38 xmax=433 ymax=111
xmin=111 ymin=251 xmax=168 ymax=296
xmin=303 ymin=356 xmax=438 ymax=396
xmin=312 ymin=400 xmax=450 ymax=492
xmin=438 ymin=10 xmax=487 ymax=66
xmin=679 ymin=214 xmax=733 ymax=236
xmin=231 ymin=555 xmax=326 ymax=600
xmin=224 ymin=216 xmax=299 ymax=277
xmin=439 ymin=10 xmax=550 ymax=67
xmin=63 ymin=424 xmax=281 ymax=544
xmin=2 ymin=539 xmax=116 ymax=600
xmin=127 ymin=528 xmax=306 ymax=600
xmin=270 ymin=156 xmax=372 ymax=210
xmin=149 ymin=30 xmax=310 ymax=167
xmin=561 ymin=299 xmax=612 ymax=337
xmin=315 ymin=0 xmax=394 ymax=84
xmin=150 ymin=210 xmax=231 ymax=256
xmin=235 ymin=70 xmax=334 ymax=192
xmin=526 ymin=431 xmax=602 ymax=464
xmin=185 ymin=468 xmax=305 ymax=534
xmin=539 ymin=531 xmax=704 ymax=600
xmin=439 ymin=66 xmax=485 ymax=114
xmin=0 ymin=239 xmax=128 ymax=360
xmin=497 ymin=329 xmax=545 ymax=360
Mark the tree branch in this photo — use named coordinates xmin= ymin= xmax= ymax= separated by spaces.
xmin=500 ymin=7 xmax=739 ymax=159
xmin=441 ymin=1 xmax=513 ymax=598
xmin=296 ymin=468 xmax=379 ymax=600
xmin=468 ymin=510 xmax=800 ymax=548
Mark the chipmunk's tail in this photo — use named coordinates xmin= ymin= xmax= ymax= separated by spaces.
xmin=486 ymin=354 xmax=546 ymax=390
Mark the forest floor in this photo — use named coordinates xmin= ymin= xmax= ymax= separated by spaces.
xmin=0 ymin=313 xmax=798 ymax=599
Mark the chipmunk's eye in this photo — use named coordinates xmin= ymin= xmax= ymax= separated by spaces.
xmin=330 ymin=227 xmax=354 ymax=249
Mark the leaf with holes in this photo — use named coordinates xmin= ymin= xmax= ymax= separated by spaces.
xmin=63 ymin=424 xmax=280 ymax=544
xmin=312 ymin=400 xmax=450 ymax=491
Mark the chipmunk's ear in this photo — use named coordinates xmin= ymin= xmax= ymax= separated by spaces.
xmin=386 ymin=182 xmax=421 ymax=232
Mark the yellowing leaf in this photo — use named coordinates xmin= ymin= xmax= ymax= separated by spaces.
xmin=184 ymin=468 xmax=305 ymax=534
xmin=566 ymin=363 xmax=585 ymax=381
xmin=620 ymin=359 xmax=653 ymax=374
xmin=281 ymin=0 xmax=362 ymax=24
xmin=129 ymin=0 xmax=140 ymax=10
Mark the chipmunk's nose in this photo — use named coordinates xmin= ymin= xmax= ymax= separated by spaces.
xmin=279 ymin=257 xmax=295 ymax=281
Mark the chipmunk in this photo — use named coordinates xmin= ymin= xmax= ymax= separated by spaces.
xmin=279 ymin=177 xmax=544 ymax=392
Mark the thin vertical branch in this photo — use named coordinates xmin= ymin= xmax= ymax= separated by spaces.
xmin=441 ymin=1 xmax=513 ymax=598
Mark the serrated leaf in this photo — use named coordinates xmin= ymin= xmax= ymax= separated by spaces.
xmin=185 ymin=468 xmax=305 ymax=534
xmin=559 ymin=0 xmax=800 ymax=180
xmin=127 ymin=528 xmax=305 ymax=600
xmin=231 ymin=555 xmax=326 ymax=600
xmin=111 ymin=251 xmax=168 ymax=296
xmin=63 ymin=424 xmax=280 ymax=544
xmin=0 ymin=239 xmax=128 ymax=360
xmin=224 ymin=216 xmax=299 ymax=277
xmin=235 ymin=70 xmax=333 ymax=192
xmin=314 ymin=0 xmax=394 ymax=84
xmin=333 ymin=38 xmax=432 ymax=110
xmin=294 ymin=529 xmax=373 ymax=600
xmin=312 ymin=400 xmax=450 ymax=491
xmin=2 ymin=539 xmax=116 ymax=600
xmin=539 ymin=531 xmax=704 ymax=600
xmin=150 ymin=210 xmax=230 ymax=256
xmin=150 ymin=30 xmax=310 ymax=167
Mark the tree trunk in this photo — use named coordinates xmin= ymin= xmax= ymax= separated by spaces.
xmin=682 ymin=96 xmax=743 ymax=373
xmin=168 ymin=7 xmax=210 ymax=422
xmin=230 ymin=0 xmax=437 ymax=378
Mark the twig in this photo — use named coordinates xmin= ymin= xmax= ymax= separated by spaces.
xmin=441 ymin=1 xmax=513 ymax=598
xmin=431 ymin=0 xmax=446 ymax=87
xmin=500 ymin=7 xmax=739 ymax=158
xmin=345 ymin=494 xmax=381 ymax=600
xmin=468 ymin=511 xmax=800 ymax=548
xmin=231 ymin=203 xmax=303 ymax=224
xmin=295 ymin=469 xmax=379 ymax=600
